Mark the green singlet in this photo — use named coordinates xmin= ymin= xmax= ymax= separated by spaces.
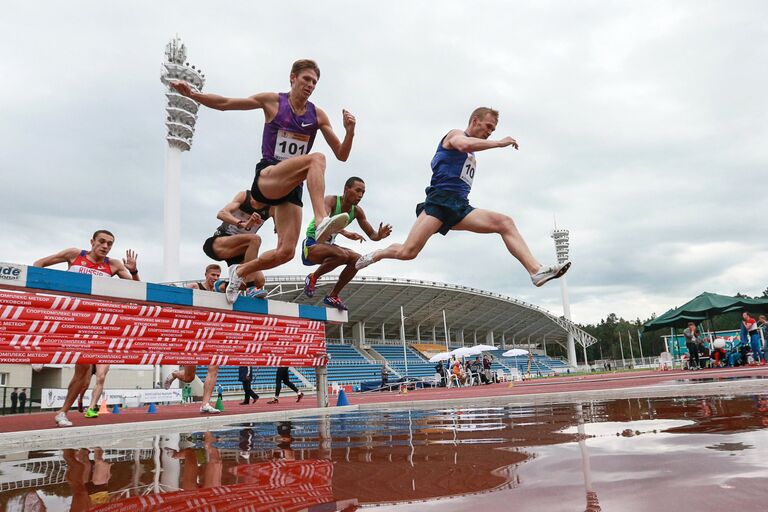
xmin=305 ymin=196 xmax=355 ymax=241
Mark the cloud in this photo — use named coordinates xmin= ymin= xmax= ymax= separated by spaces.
xmin=1 ymin=0 xmax=766 ymax=324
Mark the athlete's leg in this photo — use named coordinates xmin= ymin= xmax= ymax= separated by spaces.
xmin=88 ymin=364 xmax=110 ymax=411
xmin=210 ymin=234 xmax=260 ymax=262
xmin=201 ymin=366 xmax=219 ymax=404
xmin=361 ymin=213 xmax=442 ymax=267
xmin=235 ymin=204 xmax=301 ymax=276
xmin=58 ymin=364 xmax=92 ymax=415
xmin=452 ymin=209 xmax=541 ymax=274
xmin=328 ymin=249 xmax=361 ymax=297
xmin=308 ymin=244 xmax=348 ymax=278
xmin=257 ymin=154 xmax=328 ymax=224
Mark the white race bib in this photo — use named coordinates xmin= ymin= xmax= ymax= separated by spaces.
xmin=275 ymin=130 xmax=310 ymax=161
xmin=459 ymin=153 xmax=476 ymax=186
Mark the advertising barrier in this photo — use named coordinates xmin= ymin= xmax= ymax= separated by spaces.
xmin=40 ymin=387 xmax=182 ymax=409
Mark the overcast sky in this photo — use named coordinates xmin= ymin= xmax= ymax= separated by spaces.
xmin=1 ymin=1 xmax=766 ymax=324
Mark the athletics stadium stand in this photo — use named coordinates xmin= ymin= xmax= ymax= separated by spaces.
xmin=371 ymin=344 xmax=436 ymax=380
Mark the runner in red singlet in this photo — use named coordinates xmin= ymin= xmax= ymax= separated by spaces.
xmin=33 ymin=230 xmax=140 ymax=427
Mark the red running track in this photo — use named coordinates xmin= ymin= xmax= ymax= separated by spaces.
xmin=2 ymin=366 xmax=767 ymax=434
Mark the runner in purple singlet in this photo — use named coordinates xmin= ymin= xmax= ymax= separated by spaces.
xmin=171 ymin=59 xmax=355 ymax=303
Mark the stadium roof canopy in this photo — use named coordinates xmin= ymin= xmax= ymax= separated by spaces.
xmin=260 ymin=275 xmax=597 ymax=352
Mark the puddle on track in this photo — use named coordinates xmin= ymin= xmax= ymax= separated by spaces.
xmin=2 ymin=394 xmax=768 ymax=511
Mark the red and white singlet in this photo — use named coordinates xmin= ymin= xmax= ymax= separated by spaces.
xmin=68 ymin=250 xmax=114 ymax=277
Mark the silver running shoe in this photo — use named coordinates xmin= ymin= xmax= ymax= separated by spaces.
xmin=55 ymin=412 xmax=73 ymax=427
xmin=200 ymin=403 xmax=221 ymax=414
xmin=315 ymin=213 xmax=349 ymax=243
xmin=163 ymin=373 xmax=175 ymax=390
xmin=355 ymin=250 xmax=381 ymax=270
xmin=531 ymin=261 xmax=571 ymax=287
xmin=225 ymin=265 xmax=244 ymax=304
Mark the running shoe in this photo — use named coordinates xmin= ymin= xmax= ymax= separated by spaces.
xmin=304 ymin=273 xmax=317 ymax=298
xmin=55 ymin=412 xmax=72 ymax=427
xmin=315 ymin=213 xmax=349 ymax=243
xmin=245 ymin=287 xmax=267 ymax=299
xmin=163 ymin=373 xmax=175 ymax=390
xmin=355 ymin=250 xmax=381 ymax=270
xmin=225 ymin=265 xmax=244 ymax=304
xmin=296 ymin=392 xmax=304 ymax=403
xmin=32 ymin=364 xmax=44 ymax=372
xmin=531 ymin=261 xmax=572 ymax=287
xmin=267 ymin=398 xmax=279 ymax=404
xmin=84 ymin=408 xmax=99 ymax=419
xmin=200 ymin=403 xmax=221 ymax=414
xmin=323 ymin=296 xmax=348 ymax=311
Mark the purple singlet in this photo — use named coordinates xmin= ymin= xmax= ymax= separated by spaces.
xmin=261 ymin=93 xmax=319 ymax=162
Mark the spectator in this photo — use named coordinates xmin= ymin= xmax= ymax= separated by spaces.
xmin=10 ymin=388 xmax=18 ymax=414
xmin=759 ymin=315 xmax=768 ymax=355
xmin=741 ymin=312 xmax=765 ymax=365
xmin=470 ymin=357 xmax=483 ymax=384
xmin=380 ymin=363 xmax=389 ymax=391
xmin=483 ymin=355 xmax=493 ymax=384
xmin=19 ymin=389 xmax=26 ymax=413
xmin=683 ymin=322 xmax=702 ymax=370
xmin=238 ymin=366 xmax=259 ymax=405
xmin=435 ymin=361 xmax=446 ymax=387
xmin=451 ymin=361 xmax=466 ymax=386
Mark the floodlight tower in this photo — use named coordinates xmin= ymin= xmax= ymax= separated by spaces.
xmin=552 ymin=227 xmax=580 ymax=367
xmin=159 ymin=36 xmax=205 ymax=282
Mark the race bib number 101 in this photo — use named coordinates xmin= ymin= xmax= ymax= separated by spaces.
xmin=275 ymin=130 xmax=310 ymax=161
xmin=459 ymin=153 xmax=476 ymax=186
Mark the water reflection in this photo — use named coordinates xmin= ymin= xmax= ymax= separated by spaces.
xmin=2 ymin=395 xmax=768 ymax=511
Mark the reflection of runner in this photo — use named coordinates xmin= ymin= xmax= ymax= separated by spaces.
xmin=356 ymin=108 xmax=570 ymax=288
xmin=302 ymin=177 xmax=392 ymax=310
xmin=62 ymin=447 xmax=112 ymax=509
xmin=171 ymin=59 xmax=355 ymax=304
xmin=268 ymin=367 xmax=304 ymax=404
xmin=171 ymin=432 xmax=223 ymax=491
xmin=33 ymin=230 xmax=140 ymax=427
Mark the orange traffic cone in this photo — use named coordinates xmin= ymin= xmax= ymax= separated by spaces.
xmin=98 ymin=398 xmax=110 ymax=414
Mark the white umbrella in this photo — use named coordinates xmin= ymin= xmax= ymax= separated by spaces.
xmin=471 ymin=344 xmax=497 ymax=353
xmin=502 ymin=348 xmax=529 ymax=357
xmin=449 ymin=347 xmax=477 ymax=359
xmin=428 ymin=352 xmax=453 ymax=362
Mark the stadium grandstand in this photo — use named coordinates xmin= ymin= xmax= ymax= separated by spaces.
xmin=183 ymin=275 xmax=598 ymax=393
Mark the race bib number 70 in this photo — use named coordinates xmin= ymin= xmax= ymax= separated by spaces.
xmin=275 ymin=130 xmax=310 ymax=161
xmin=459 ymin=153 xmax=476 ymax=186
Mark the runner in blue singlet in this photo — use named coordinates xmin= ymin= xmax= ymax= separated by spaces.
xmin=355 ymin=107 xmax=571 ymax=288
xmin=171 ymin=59 xmax=353 ymax=303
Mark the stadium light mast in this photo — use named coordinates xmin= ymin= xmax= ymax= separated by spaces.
xmin=551 ymin=225 xmax=580 ymax=368
xmin=159 ymin=36 xmax=205 ymax=282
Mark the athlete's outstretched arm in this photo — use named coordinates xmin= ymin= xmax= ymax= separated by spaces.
xmin=355 ymin=206 xmax=392 ymax=242
xmin=445 ymin=129 xmax=518 ymax=153
xmin=317 ymin=108 xmax=356 ymax=161
xmin=113 ymin=250 xmax=141 ymax=281
xmin=33 ymin=248 xmax=79 ymax=268
xmin=170 ymin=82 xmax=278 ymax=113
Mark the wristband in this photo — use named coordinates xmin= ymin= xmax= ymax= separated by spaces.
xmin=129 ymin=269 xmax=139 ymax=275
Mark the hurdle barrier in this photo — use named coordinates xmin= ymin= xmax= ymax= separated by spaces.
xmin=0 ymin=263 xmax=345 ymax=403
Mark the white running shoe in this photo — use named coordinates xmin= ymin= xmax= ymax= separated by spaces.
xmin=315 ymin=213 xmax=349 ymax=243
xmin=200 ymin=403 xmax=221 ymax=414
xmin=531 ymin=261 xmax=572 ymax=287
xmin=55 ymin=412 xmax=72 ymax=427
xmin=163 ymin=373 xmax=175 ymax=390
xmin=225 ymin=265 xmax=244 ymax=304
xmin=32 ymin=364 xmax=44 ymax=372
xmin=355 ymin=250 xmax=381 ymax=270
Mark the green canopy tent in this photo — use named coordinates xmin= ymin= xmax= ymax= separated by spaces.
xmin=644 ymin=292 xmax=768 ymax=331
xmin=644 ymin=292 xmax=768 ymax=359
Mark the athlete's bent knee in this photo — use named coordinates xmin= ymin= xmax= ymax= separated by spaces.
xmin=308 ymin=152 xmax=326 ymax=168
xmin=274 ymin=246 xmax=296 ymax=264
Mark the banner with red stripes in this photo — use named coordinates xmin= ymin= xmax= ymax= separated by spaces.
xmin=0 ymin=291 xmax=326 ymax=367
